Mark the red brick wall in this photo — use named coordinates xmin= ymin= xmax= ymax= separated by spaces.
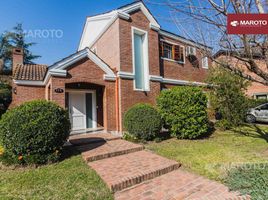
xmin=118 ymin=10 xmax=161 ymax=131
xmin=160 ymin=36 xmax=209 ymax=82
xmin=50 ymin=58 xmax=116 ymax=131
xmin=11 ymin=83 xmax=45 ymax=107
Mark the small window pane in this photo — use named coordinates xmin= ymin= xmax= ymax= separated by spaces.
xmin=163 ymin=43 xmax=172 ymax=59
xmin=202 ymin=57 xmax=208 ymax=68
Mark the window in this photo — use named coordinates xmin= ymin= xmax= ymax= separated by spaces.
xmin=259 ymin=104 xmax=268 ymax=110
xmin=256 ymin=94 xmax=268 ymax=100
xmin=202 ymin=57 xmax=209 ymax=69
xmin=163 ymin=43 xmax=172 ymax=59
xmin=132 ymin=27 xmax=149 ymax=91
xmin=160 ymin=41 xmax=185 ymax=63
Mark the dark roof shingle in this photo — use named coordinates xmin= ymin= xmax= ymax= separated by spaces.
xmin=13 ymin=64 xmax=48 ymax=81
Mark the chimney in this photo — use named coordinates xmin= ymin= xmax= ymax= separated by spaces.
xmin=12 ymin=48 xmax=23 ymax=76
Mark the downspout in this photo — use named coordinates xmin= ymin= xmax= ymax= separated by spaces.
xmin=115 ymin=76 xmax=120 ymax=132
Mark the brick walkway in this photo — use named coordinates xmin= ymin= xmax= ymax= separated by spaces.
xmin=73 ymin=133 xmax=250 ymax=200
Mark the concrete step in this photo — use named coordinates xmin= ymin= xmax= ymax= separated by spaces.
xmin=88 ymin=150 xmax=181 ymax=192
xmin=77 ymin=140 xmax=144 ymax=162
xmin=69 ymin=132 xmax=121 ymax=146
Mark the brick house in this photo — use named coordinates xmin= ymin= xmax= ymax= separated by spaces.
xmin=214 ymin=50 xmax=268 ymax=100
xmin=11 ymin=1 xmax=211 ymax=134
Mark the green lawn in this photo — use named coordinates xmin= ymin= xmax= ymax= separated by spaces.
xmin=146 ymin=124 xmax=268 ymax=181
xmin=0 ymin=147 xmax=113 ymax=200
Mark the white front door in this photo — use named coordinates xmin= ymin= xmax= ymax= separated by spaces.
xmin=69 ymin=92 xmax=86 ymax=131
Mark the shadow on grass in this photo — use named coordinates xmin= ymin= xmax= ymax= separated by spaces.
xmin=233 ymin=123 xmax=268 ymax=143
xmin=60 ymin=145 xmax=81 ymax=161
xmin=196 ymin=121 xmax=216 ymax=140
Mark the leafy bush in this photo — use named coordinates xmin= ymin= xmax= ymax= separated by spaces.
xmin=123 ymin=103 xmax=162 ymax=141
xmin=0 ymin=82 xmax=11 ymax=118
xmin=225 ymin=164 xmax=268 ymax=199
xmin=0 ymin=100 xmax=70 ymax=165
xmin=157 ymin=86 xmax=209 ymax=139
xmin=206 ymin=66 xmax=249 ymax=129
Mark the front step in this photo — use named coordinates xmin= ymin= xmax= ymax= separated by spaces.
xmin=88 ymin=150 xmax=181 ymax=192
xmin=77 ymin=140 xmax=144 ymax=162
xmin=69 ymin=132 xmax=121 ymax=146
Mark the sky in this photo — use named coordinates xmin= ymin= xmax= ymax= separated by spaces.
xmin=0 ymin=0 xmax=185 ymax=65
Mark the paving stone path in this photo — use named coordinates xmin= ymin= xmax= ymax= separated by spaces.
xmin=69 ymin=133 xmax=250 ymax=200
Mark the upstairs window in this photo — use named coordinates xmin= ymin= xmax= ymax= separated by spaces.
xmin=163 ymin=43 xmax=172 ymax=59
xmin=202 ymin=56 xmax=209 ymax=69
xmin=160 ymin=41 xmax=185 ymax=63
xmin=132 ymin=27 xmax=149 ymax=91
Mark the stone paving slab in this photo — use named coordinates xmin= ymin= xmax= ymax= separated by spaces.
xmin=115 ymin=169 xmax=250 ymax=200
xmin=69 ymin=132 xmax=121 ymax=146
xmin=77 ymin=140 xmax=144 ymax=162
xmin=88 ymin=150 xmax=181 ymax=192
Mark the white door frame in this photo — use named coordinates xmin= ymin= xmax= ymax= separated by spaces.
xmin=67 ymin=89 xmax=97 ymax=130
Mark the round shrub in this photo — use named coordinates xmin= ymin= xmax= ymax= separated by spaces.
xmin=124 ymin=103 xmax=162 ymax=141
xmin=157 ymin=86 xmax=209 ymax=139
xmin=0 ymin=100 xmax=70 ymax=165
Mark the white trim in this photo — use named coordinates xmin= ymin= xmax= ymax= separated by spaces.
xmin=67 ymin=89 xmax=97 ymax=130
xmin=148 ymin=75 xmax=208 ymax=86
xmin=14 ymin=48 xmax=116 ymax=86
xmin=162 ymin=78 xmax=208 ymax=86
xmin=161 ymin=57 xmax=185 ymax=65
xmin=117 ymin=71 xmax=134 ymax=79
xmin=159 ymin=30 xmax=210 ymax=50
xmin=79 ymin=1 xmax=160 ymax=50
xmin=149 ymin=23 xmax=160 ymax=31
xmin=132 ymin=26 xmax=150 ymax=91
xmin=88 ymin=13 xmax=120 ymax=48
xmin=160 ymin=38 xmax=180 ymax=46
xmin=149 ymin=75 xmax=163 ymax=82
xmin=119 ymin=2 xmax=160 ymax=30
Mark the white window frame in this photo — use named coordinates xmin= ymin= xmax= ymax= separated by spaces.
xmin=202 ymin=56 xmax=209 ymax=69
xmin=131 ymin=26 xmax=150 ymax=91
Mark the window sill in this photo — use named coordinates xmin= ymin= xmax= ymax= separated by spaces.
xmin=134 ymin=88 xmax=150 ymax=92
xmin=161 ymin=57 xmax=185 ymax=64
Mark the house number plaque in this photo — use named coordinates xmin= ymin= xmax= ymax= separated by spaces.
xmin=54 ymin=88 xmax=64 ymax=93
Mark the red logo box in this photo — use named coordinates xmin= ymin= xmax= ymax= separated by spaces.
xmin=227 ymin=14 xmax=268 ymax=34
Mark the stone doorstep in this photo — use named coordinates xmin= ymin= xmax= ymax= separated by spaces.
xmin=77 ymin=140 xmax=144 ymax=162
xmin=88 ymin=150 xmax=181 ymax=193
xmin=69 ymin=132 xmax=121 ymax=146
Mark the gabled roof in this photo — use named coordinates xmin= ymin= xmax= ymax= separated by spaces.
xmin=78 ymin=1 xmax=160 ymax=50
xmin=13 ymin=64 xmax=47 ymax=81
xmin=14 ymin=48 xmax=116 ymax=86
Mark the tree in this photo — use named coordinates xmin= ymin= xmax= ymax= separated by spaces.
xmin=0 ymin=23 xmax=40 ymax=73
xmin=206 ymin=65 xmax=250 ymax=129
xmin=146 ymin=0 xmax=268 ymax=85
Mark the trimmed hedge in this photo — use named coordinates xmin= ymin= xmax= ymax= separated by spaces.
xmin=124 ymin=103 xmax=162 ymax=141
xmin=157 ymin=86 xmax=209 ymax=139
xmin=0 ymin=100 xmax=70 ymax=165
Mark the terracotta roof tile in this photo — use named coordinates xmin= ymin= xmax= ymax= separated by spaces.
xmin=13 ymin=64 xmax=48 ymax=81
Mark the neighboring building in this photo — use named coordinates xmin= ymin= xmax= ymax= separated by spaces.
xmin=11 ymin=1 xmax=211 ymax=134
xmin=214 ymin=50 xmax=268 ymax=100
